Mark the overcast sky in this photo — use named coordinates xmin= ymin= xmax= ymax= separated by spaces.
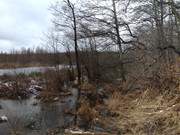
xmin=0 ymin=0 xmax=57 ymax=52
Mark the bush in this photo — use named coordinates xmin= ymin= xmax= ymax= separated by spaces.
xmin=0 ymin=75 xmax=30 ymax=99
xmin=77 ymin=99 xmax=99 ymax=129
xmin=43 ymin=69 xmax=64 ymax=92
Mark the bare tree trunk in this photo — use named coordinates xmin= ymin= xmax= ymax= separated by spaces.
xmin=65 ymin=45 xmax=75 ymax=81
xmin=154 ymin=0 xmax=167 ymax=63
xmin=66 ymin=0 xmax=81 ymax=127
xmin=173 ymin=0 xmax=180 ymax=47
xmin=72 ymin=6 xmax=81 ymax=85
xmin=160 ymin=0 xmax=165 ymax=45
xmin=167 ymin=2 xmax=175 ymax=63
xmin=175 ymin=18 xmax=180 ymax=46
xmin=153 ymin=0 xmax=161 ymax=46
xmin=112 ymin=0 xmax=126 ymax=81
xmin=91 ymin=37 xmax=100 ymax=81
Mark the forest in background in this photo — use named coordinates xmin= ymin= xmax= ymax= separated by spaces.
xmin=1 ymin=0 xmax=179 ymax=82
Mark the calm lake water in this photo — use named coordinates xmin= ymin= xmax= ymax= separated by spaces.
xmin=0 ymin=65 xmax=67 ymax=76
xmin=0 ymin=66 xmax=78 ymax=134
xmin=0 ymin=89 xmax=78 ymax=135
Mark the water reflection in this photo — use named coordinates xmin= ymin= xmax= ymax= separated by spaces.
xmin=0 ymin=89 xmax=77 ymax=135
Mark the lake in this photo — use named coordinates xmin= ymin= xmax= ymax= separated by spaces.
xmin=0 ymin=65 xmax=68 ymax=76
xmin=0 ymin=89 xmax=78 ymax=134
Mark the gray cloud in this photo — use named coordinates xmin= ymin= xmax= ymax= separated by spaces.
xmin=0 ymin=0 xmax=56 ymax=52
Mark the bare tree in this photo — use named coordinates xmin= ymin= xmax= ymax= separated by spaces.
xmin=45 ymin=29 xmax=60 ymax=67
xmin=111 ymin=0 xmax=126 ymax=81
xmin=77 ymin=0 xmax=138 ymax=81
xmin=51 ymin=0 xmax=81 ymax=84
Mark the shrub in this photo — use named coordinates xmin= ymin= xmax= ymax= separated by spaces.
xmin=43 ymin=69 xmax=64 ymax=92
xmin=77 ymin=99 xmax=99 ymax=129
xmin=0 ymin=75 xmax=30 ymax=99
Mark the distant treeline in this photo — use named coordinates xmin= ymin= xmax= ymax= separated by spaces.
xmin=0 ymin=48 xmax=68 ymax=68
xmin=0 ymin=47 xmax=120 ymax=69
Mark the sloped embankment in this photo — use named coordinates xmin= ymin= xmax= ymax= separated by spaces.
xmin=107 ymin=85 xmax=180 ymax=135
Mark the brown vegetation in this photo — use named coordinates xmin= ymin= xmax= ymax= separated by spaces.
xmin=0 ymin=75 xmax=30 ymax=99
xmin=36 ymin=69 xmax=72 ymax=102
xmin=106 ymin=64 xmax=180 ymax=135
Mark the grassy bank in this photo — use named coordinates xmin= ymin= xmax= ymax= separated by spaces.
xmin=105 ymin=65 xmax=180 ymax=135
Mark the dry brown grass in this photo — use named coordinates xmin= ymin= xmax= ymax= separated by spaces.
xmin=0 ymin=74 xmax=31 ymax=99
xmin=36 ymin=69 xmax=70 ymax=102
xmin=106 ymin=92 xmax=123 ymax=111
xmin=105 ymin=61 xmax=180 ymax=135
xmin=106 ymin=84 xmax=180 ymax=135
xmin=80 ymin=83 xmax=96 ymax=93
xmin=78 ymin=99 xmax=99 ymax=127
xmin=43 ymin=69 xmax=64 ymax=92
